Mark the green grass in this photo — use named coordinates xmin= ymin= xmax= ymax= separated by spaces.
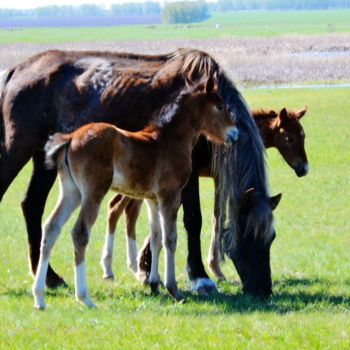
xmin=1 ymin=87 xmax=349 ymax=349
xmin=1 ymin=9 xmax=350 ymax=43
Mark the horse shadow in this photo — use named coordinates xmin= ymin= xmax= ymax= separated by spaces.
xmin=182 ymin=277 xmax=350 ymax=314
xmin=1 ymin=277 xmax=349 ymax=314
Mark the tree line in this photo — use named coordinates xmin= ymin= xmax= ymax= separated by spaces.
xmin=1 ymin=0 xmax=350 ymax=21
xmin=0 ymin=2 xmax=161 ymax=19
xmin=214 ymin=0 xmax=350 ymax=11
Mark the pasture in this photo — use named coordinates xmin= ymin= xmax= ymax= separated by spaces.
xmin=1 ymin=9 xmax=350 ymax=43
xmin=1 ymin=86 xmax=349 ymax=349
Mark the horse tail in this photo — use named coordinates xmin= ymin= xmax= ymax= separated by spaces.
xmin=45 ymin=133 xmax=71 ymax=169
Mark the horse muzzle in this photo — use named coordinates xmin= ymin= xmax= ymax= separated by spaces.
xmin=294 ymin=162 xmax=309 ymax=177
xmin=225 ymin=127 xmax=239 ymax=145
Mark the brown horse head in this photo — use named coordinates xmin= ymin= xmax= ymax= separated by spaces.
xmin=255 ymin=106 xmax=309 ymax=177
xmin=178 ymin=77 xmax=238 ymax=145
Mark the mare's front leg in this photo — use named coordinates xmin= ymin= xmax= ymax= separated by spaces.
xmin=159 ymin=194 xmax=183 ymax=302
xmin=22 ymin=150 xmax=66 ymax=288
xmin=208 ymin=177 xmax=227 ymax=280
xmin=101 ymin=194 xmax=131 ymax=280
xmin=181 ymin=172 xmax=218 ymax=295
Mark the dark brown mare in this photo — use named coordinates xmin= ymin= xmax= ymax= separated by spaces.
xmin=101 ymin=106 xmax=308 ymax=287
xmin=32 ymin=80 xmax=236 ymax=309
xmin=0 ymin=48 xmax=273 ymax=297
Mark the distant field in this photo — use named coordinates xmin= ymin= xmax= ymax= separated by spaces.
xmin=0 ymin=87 xmax=349 ymax=349
xmin=0 ymin=9 xmax=350 ymax=43
xmin=1 ymin=34 xmax=350 ymax=85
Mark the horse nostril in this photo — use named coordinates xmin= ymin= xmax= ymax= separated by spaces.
xmin=225 ymin=127 xmax=239 ymax=145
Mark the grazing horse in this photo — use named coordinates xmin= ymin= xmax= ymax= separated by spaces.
xmin=102 ymin=106 xmax=306 ymax=288
xmin=32 ymin=81 xmax=237 ymax=309
xmin=0 ymin=48 xmax=273 ymax=297
xmin=207 ymin=106 xmax=307 ymax=280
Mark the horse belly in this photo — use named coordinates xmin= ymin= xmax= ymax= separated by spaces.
xmin=111 ymin=168 xmax=156 ymax=200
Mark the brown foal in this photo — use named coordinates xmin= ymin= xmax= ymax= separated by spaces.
xmin=32 ymin=80 xmax=237 ymax=309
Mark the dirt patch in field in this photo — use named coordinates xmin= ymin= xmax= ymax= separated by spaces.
xmin=1 ymin=33 xmax=350 ymax=85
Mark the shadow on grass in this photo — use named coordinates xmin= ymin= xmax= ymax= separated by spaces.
xmin=1 ymin=277 xmax=349 ymax=315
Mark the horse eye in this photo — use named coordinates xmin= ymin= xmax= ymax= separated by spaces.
xmin=285 ymin=135 xmax=292 ymax=143
xmin=216 ymin=104 xmax=224 ymax=111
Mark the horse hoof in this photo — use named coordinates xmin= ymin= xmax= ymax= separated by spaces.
xmin=46 ymin=275 xmax=68 ymax=289
xmin=34 ymin=302 xmax=46 ymax=310
xmin=136 ymin=270 xmax=149 ymax=285
xmin=150 ymin=282 xmax=159 ymax=295
xmin=197 ymin=286 xmax=209 ymax=296
xmin=191 ymin=278 xmax=218 ymax=295
xmin=166 ymin=286 xmax=184 ymax=302
xmin=103 ymin=274 xmax=115 ymax=281
xmin=77 ymin=297 xmax=97 ymax=308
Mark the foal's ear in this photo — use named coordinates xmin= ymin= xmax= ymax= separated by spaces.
xmin=296 ymin=106 xmax=308 ymax=119
xmin=269 ymin=110 xmax=278 ymax=118
xmin=279 ymin=108 xmax=288 ymax=121
xmin=270 ymin=193 xmax=282 ymax=210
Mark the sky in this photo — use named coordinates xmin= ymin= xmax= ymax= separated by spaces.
xmin=0 ymin=0 xmax=153 ymax=10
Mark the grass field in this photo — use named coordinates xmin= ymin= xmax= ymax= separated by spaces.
xmin=0 ymin=86 xmax=349 ymax=349
xmin=1 ymin=9 xmax=350 ymax=43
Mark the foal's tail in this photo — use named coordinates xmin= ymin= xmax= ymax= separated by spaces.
xmin=45 ymin=133 xmax=71 ymax=169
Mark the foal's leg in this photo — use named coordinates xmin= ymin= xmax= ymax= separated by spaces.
xmin=125 ymin=199 xmax=142 ymax=273
xmin=21 ymin=150 xmax=65 ymax=288
xmin=32 ymin=173 xmax=80 ymax=309
xmin=101 ymin=194 xmax=131 ymax=280
xmin=145 ymin=200 xmax=162 ymax=292
xmin=181 ymin=172 xmax=217 ymax=295
xmin=73 ymin=169 xmax=112 ymax=308
xmin=73 ymin=186 xmax=112 ymax=308
xmin=159 ymin=194 xmax=183 ymax=302
xmin=208 ymin=179 xmax=227 ymax=281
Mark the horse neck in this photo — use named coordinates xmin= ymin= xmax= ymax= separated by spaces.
xmin=159 ymin=100 xmax=202 ymax=147
xmin=252 ymin=112 xmax=278 ymax=149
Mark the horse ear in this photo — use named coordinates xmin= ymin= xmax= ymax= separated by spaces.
xmin=296 ymin=106 xmax=308 ymax=119
xmin=279 ymin=108 xmax=288 ymax=121
xmin=270 ymin=193 xmax=282 ymax=210
xmin=205 ymin=76 xmax=217 ymax=93
xmin=269 ymin=110 xmax=278 ymax=118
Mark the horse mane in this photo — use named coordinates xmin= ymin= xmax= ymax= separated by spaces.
xmin=213 ymin=71 xmax=270 ymax=259
xmin=168 ymin=48 xmax=220 ymax=83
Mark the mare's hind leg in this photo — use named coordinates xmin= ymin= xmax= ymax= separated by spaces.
xmin=181 ymin=172 xmax=217 ymax=295
xmin=125 ymin=199 xmax=142 ymax=273
xmin=32 ymin=172 xmax=81 ymax=309
xmin=101 ymin=194 xmax=131 ymax=280
xmin=0 ymin=122 xmax=63 ymax=287
xmin=21 ymin=150 xmax=65 ymax=288
xmin=208 ymin=182 xmax=227 ymax=281
xmin=0 ymin=124 xmax=36 ymax=201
